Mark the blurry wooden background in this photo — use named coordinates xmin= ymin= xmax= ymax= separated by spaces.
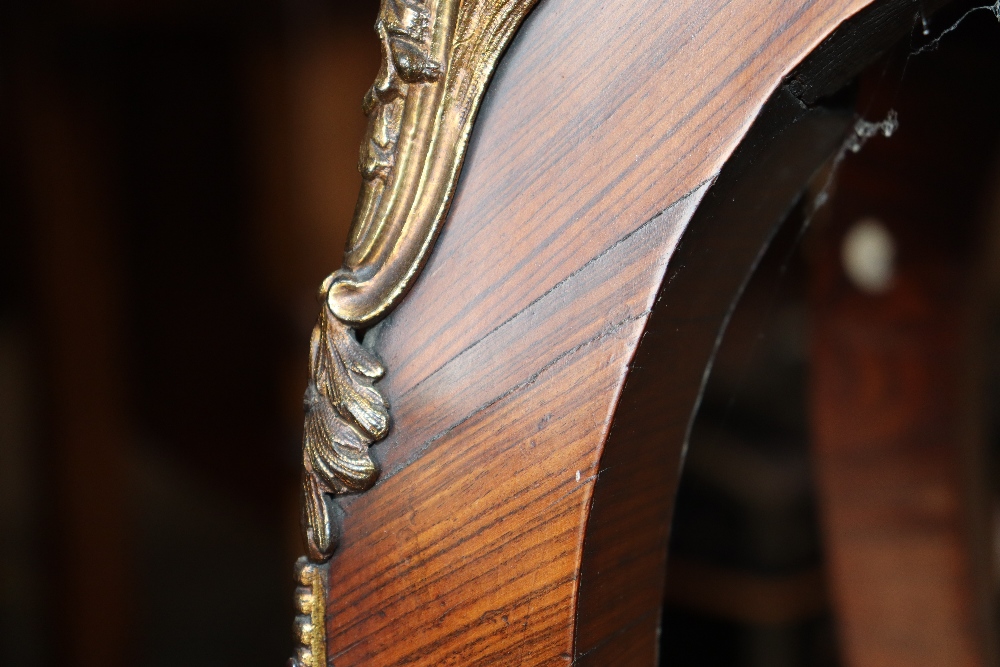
xmin=0 ymin=1 xmax=379 ymax=664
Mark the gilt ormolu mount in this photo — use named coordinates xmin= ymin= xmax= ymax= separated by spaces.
xmin=299 ymin=0 xmax=541 ymax=561
xmin=293 ymin=0 xmax=545 ymax=661
xmin=288 ymin=558 xmax=328 ymax=667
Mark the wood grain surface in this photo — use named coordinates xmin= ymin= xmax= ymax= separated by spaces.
xmin=318 ymin=0 xmax=938 ymax=664
xmin=573 ymin=87 xmax=852 ymax=665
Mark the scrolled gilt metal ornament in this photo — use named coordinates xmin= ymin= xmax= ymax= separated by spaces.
xmin=300 ymin=0 xmax=541 ymax=564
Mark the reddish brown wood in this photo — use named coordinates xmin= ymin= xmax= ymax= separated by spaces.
xmin=313 ymin=0 xmax=972 ymax=664
xmin=809 ymin=40 xmax=1000 ymax=667
xmin=574 ymin=88 xmax=854 ymax=664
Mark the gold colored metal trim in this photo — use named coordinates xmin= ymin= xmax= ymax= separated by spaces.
xmin=288 ymin=558 xmax=329 ymax=667
xmin=299 ymin=0 xmax=541 ymax=563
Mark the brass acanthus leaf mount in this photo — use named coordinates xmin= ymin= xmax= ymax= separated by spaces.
xmin=301 ymin=308 xmax=387 ymax=560
xmin=299 ymin=0 xmax=542 ymax=564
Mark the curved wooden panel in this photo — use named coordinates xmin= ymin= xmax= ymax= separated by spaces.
xmin=572 ymin=87 xmax=854 ymax=664
xmin=316 ymin=0 xmax=936 ymax=663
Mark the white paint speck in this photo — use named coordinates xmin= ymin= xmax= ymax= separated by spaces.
xmin=575 ymin=470 xmax=581 ymax=482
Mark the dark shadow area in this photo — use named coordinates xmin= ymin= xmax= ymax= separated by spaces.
xmin=0 ymin=1 xmax=380 ymax=665
xmin=663 ymin=199 xmax=840 ymax=667
xmin=662 ymin=5 xmax=1000 ymax=666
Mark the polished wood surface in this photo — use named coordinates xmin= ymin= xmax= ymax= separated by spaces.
xmin=575 ymin=88 xmax=853 ymax=664
xmin=315 ymin=0 xmax=964 ymax=664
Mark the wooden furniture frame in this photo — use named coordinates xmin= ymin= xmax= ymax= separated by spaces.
xmin=288 ymin=0 xmax=996 ymax=664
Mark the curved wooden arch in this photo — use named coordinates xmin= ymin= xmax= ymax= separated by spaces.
xmin=310 ymin=0 xmax=956 ymax=664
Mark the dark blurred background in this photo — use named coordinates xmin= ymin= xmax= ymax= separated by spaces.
xmin=0 ymin=1 xmax=999 ymax=666
xmin=662 ymin=7 xmax=1000 ymax=667
xmin=0 ymin=1 xmax=381 ymax=665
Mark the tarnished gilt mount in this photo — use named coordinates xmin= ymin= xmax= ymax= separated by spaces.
xmin=300 ymin=0 xmax=540 ymax=563
xmin=288 ymin=558 xmax=328 ymax=667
